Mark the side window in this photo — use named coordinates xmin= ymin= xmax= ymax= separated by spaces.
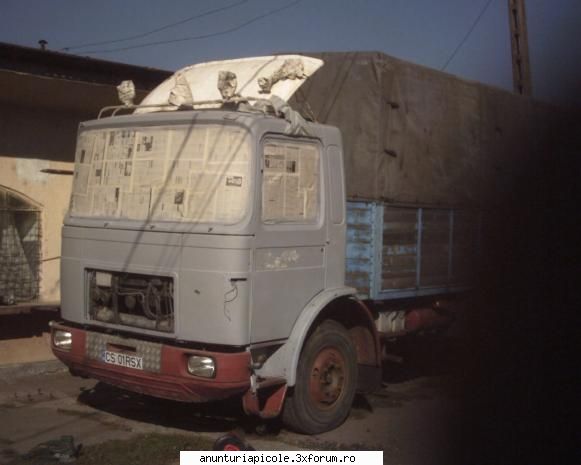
xmin=262 ymin=139 xmax=320 ymax=224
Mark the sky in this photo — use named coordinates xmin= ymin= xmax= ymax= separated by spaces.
xmin=1 ymin=0 xmax=580 ymax=107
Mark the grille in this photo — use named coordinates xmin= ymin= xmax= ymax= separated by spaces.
xmin=87 ymin=269 xmax=174 ymax=333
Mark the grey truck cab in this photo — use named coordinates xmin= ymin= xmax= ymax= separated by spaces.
xmin=52 ymin=56 xmax=383 ymax=434
xmin=52 ymin=55 xmax=464 ymax=434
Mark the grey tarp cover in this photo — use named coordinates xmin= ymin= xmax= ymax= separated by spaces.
xmin=289 ymin=51 xmax=568 ymax=208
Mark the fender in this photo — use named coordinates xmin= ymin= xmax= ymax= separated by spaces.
xmin=255 ymin=286 xmax=363 ymax=386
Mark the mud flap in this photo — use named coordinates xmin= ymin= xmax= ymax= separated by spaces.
xmin=242 ymin=383 xmax=287 ymax=419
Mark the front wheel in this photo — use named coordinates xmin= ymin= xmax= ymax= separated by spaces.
xmin=282 ymin=320 xmax=357 ymax=434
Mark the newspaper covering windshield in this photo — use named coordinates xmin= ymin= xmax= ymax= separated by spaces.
xmin=70 ymin=125 xmax=251 ymax=224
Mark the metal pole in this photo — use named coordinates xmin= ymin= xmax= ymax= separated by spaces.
xmin=416 ymin=208 xmax=423 ymax=289
xmin=508 ymin=0 xmax=533 ymax=96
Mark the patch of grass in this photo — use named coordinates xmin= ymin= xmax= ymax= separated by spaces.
xmin=76 ymin=433 xmax=214 ymax=465
xmin=291 ymin=439 xmax=380 ymax=451
xmin=9 ymin=433 xmax=215 ymax=465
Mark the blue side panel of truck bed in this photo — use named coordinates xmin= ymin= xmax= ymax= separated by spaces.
xmin=346 ymin=201 xmax=481 ymax=301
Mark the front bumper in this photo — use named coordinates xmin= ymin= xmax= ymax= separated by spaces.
xmin=50 ymin=322 xmax=251 ymax=403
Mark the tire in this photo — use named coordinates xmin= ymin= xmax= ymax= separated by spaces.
xmin=213 ymin=434 xmax=249 ymax=451
xmin=282 ymin=320 xmax=357 ymax=434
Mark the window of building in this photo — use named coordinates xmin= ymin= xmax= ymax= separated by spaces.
xmin=0 ymin=187 xmax=41 ymax=304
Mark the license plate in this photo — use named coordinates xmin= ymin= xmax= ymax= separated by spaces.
xmin=102 ymin=351 xmax=143 ymax=370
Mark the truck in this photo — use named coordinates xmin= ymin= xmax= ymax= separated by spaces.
xmin=51 ymin=53 xmax=526 ymax=434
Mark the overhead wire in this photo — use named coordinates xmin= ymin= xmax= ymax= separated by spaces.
xmin=79 ymin=0 xmax=304 ymax=55
xmin=61 ymin=0 xmax=250 ymax=51
xmin=441 ymin=0 xmax=494 ymax=71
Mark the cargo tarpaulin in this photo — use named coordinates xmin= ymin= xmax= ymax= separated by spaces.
xmin=290 ymin=51 xmax=567 ymax=208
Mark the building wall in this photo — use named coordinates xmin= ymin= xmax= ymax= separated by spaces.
xmin=0 ymin=83 xmax=89 ymax=305
xmin=0 ymin=156 xmax=73 ymax=302
xmin=0 ymin=101 xmax=84 ymax=162
xmin=0 ymin=88 xmax=138 ymax=305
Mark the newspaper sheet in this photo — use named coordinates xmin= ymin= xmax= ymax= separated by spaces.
xmin=262 ymin=141 xmax=319 ymax=223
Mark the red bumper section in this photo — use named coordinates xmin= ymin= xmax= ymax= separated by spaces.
xmin=51 ymin=323 xmax=251 ymax=403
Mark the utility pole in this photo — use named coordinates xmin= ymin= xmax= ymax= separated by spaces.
xmin=508 ymin=0 xmax=532 ymax=96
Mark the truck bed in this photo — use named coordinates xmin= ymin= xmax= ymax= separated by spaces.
xmin=346 ymin=201 xmax=481 ymax=300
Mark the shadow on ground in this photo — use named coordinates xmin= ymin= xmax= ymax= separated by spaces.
xmin=75 ymin=335 xmax=468 ymax=439
xmin=77 ymin=382 xmax=261 ymax=434
xmin=381 ymin=335 xmax=468 ymax=383
xmin=0 ymin=311 xmax=57 ymax=340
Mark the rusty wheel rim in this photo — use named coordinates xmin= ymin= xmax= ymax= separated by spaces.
xmin=308 ymin=347 xmax=346 ymax=409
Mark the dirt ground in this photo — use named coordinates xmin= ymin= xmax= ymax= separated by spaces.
xmin=0 ymin=336 xmax=470 ymax=465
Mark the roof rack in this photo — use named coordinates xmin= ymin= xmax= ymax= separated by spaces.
xmin=97 ymin=97 xmax=273 ymax=119
xmin=98 ymin=103 xmax=174 ymax=119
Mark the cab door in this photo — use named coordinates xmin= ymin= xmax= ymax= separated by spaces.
xmin=251 ymin=135 xmax=326 ymax=343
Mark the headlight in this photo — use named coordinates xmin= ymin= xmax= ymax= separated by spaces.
xmin=53 ymin=330 xmax=72 ymax=350
xmin=187 ymin=355 xmax=215 ymax=378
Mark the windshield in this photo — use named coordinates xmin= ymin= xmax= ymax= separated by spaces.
xmin=69 ymin=123 xmax=251 ymax=225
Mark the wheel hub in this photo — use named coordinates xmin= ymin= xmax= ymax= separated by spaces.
xmin=309 ymin=347 xmax=346 ymax=408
